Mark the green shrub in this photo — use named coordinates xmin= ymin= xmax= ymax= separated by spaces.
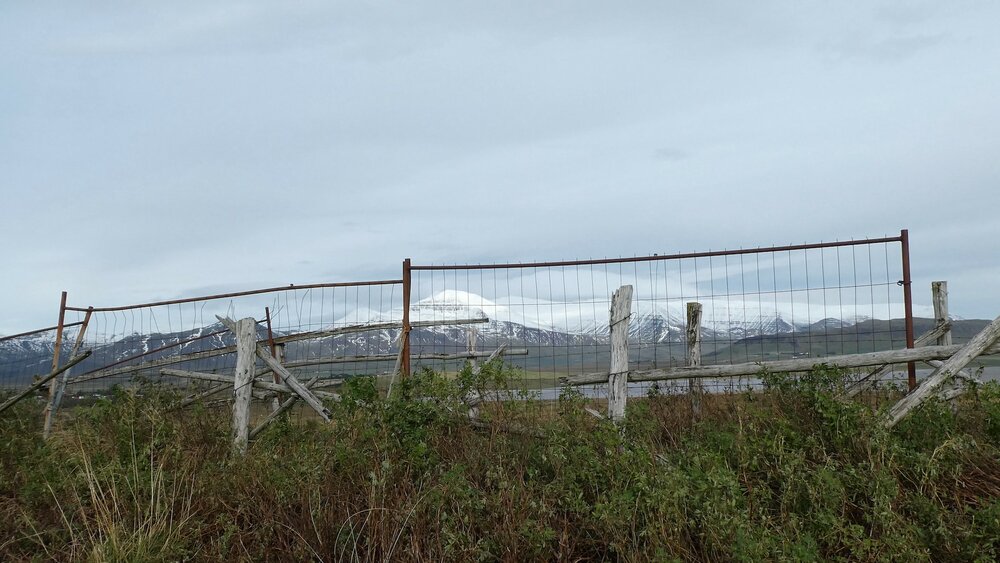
xmin=2 ymin=366 xmax=1000 ymax=560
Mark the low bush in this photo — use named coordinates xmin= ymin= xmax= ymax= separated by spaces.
xmin=2 ymin=363 xmax=1000 ymax=561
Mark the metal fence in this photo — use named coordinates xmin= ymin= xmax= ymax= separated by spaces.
xmin=59 ymin=281 xmax=403 ymax=397
xmin=407 ymin=231 xmax=917 ymax=399
xmin=0 ymin=323 xmax=82 ymax=391
xmin=2 ymin=230 xmax=918 ymax=409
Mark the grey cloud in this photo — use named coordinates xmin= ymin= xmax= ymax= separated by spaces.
xmin=1 ymin=1 xmax=999 ymax=332
xmin=653 ymin=148 xmax=688 ymax=162
xmin=820 ymin=33 xmax=948 ymax=63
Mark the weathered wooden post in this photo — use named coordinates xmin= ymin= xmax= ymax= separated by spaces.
xmin=43 ymin=307 xmax=93 ymax=438
xmin=931 ymin=281 xmax=964 ymax=406
xmin=467 ymin=327 xmax=478 ymax=371
xmin=607 ymin=285 xmax=633 ymax=423
xmin=232 ymin=317 xmax=257 ymax=455
xmin=686 ymin=302 xmax=703 ymax=419
xmin=933 ymin=282 xmax=951 ymax=347
xmin=41 ymin=291 xmax=67 ymax=439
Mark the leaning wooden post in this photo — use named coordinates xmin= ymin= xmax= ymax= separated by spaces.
xmin=43 ymin=307 xmax=92 ymax=438
xmin=41 ymin=291 xmax=67 ymax=438
xmin=686 ymin=302 xmax=703 ymax=419
xmin=232 ymin=317 xmax=258 ymax=455
xmin=607 ymin=285 xmax=633 ymax=424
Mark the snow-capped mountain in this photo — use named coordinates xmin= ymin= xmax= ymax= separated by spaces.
xmin=399 ymin=289 xmax=932 ymax=343
xmin=1 ymin=290 xmax=940 ymax=388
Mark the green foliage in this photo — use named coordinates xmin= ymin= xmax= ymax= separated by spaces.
xmin=3 ymin=369 xmax=1000 ymax=560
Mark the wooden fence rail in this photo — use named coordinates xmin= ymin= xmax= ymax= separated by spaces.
xmin=560 ymin=281 xmax=1000 ymax=427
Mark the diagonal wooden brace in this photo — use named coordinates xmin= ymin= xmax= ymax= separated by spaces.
xmin=255 ymin=346 xmax=333 ymax=422
xmin=216 ymin=315 xmax=334 ymax=422
xmin=886 ymin=314 xmax=1000 ymax=428
xmin=843 ymin=321 xmax=952 ymax=399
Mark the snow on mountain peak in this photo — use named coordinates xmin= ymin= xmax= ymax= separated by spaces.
xmin=328 ymin=288 xmax=933 ymax=339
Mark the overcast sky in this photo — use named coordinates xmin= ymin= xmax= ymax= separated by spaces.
xmin=2 ymin=1 xmax=999 ymax=333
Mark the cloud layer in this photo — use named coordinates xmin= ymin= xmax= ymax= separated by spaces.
xmin=2 ymin=1 xmax=998 ymax=331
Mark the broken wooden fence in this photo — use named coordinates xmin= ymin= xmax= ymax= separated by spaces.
xmin=160 ymin=314 xmax=525 ymax=453
xmin=560 ymin=282 xmax=1000 ymax=429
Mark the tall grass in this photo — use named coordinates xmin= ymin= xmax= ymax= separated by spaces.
xmin=2 ymin=363 xmax=1000 ymax=561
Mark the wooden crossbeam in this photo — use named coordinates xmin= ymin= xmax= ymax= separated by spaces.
xmin=160 ymin=368 xmax=340 ymax=401
xmin=562 ymin=342 xmax=1000 ymax=387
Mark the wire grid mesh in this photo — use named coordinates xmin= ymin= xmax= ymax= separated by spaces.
xmin=0 ymin=325 xmax=79 ymax=392
xmin=59 ymin=283 xmax=403 ymax=412
xmin=410 ymin=240 xmax=911 ymax=403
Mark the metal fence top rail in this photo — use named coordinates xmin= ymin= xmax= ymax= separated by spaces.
xmin=0 ymin=321 xmax=85 ymax=343
xmin=65 ymin=279 xmax=404 ymax=313
xmin=409 ymin=233 xmax=906 ymax=271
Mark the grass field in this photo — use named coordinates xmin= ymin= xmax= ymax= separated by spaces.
xmin=3 ymin=363 xmax=1000 ymax=561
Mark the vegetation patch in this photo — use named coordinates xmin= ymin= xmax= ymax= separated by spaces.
xmin=3 ymin=364 xmax=1000 ymax=561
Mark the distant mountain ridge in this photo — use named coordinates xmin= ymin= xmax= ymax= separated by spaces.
xmin=0 ymin=289 xmax=984 ymax=389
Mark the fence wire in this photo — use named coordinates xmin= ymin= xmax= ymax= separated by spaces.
xmin=411 ymin=239 xmax=915 ymax=402
xmin=0 ymin=324 xmax=82 ymax=391
xmin=2 ymin=234 xmax=919 ymax=418
xmin=55 ymin=283 xmax=402 ymax=416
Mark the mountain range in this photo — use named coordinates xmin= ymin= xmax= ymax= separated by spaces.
xmin=0 ymin=290 xmax=982 ymax=390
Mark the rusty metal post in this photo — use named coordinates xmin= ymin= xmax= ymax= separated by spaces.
xmin=50 ymin=292 xmax=68 ymax=373
xmin=401 ymin=258 xmax=412 ymax=378
xmin=264 ymin=306 xmax=283 ymax=410
xmin=264 ymin=306 xmax=277 ymax=357
xmin=900 ymin=229 xmax=916 ymax=390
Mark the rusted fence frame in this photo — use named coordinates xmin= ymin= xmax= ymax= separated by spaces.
xmin=18 ymin=231 xmax=914 ymax=414
xmin=0 ymin=321 xmax=84 ymax=343
xmin=57 ymin=279 xmax=403 ymax=379
xmin=405 ymin=230 xmax=915 ymax=393
xmin=62 ymin=280 xmax=403 ymax=313
xmin=51 ymin=279 xmax=405 ymax=412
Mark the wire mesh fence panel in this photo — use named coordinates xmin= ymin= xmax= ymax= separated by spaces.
xmin=3 ymin=233 xmax=919 ymax=422
xmin=410 ymin=235 xmax=916 ymax=407
xmin=59 ymin=282 xmax=403 ymax=417
xmin=0 ymin=324 xmax=82 ymax=392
